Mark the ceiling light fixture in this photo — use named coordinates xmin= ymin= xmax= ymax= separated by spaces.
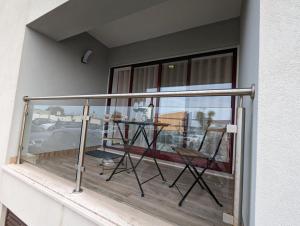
xmin=168 ymin=64 xmax=175 ymax=69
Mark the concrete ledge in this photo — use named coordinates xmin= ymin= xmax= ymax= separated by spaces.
xmin=0 ymin=164 xmax=173 ymax=226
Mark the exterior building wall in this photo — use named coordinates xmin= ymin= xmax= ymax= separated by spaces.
xmin=0 ymin=0 xmax=103 ymax=222
xmin=255 ymin=0 xmax=300 ymax=225
xmin=0 ymin=0 xmax=67 ymax=166
xmin=0 ymin=0 xmax=31 ymax=220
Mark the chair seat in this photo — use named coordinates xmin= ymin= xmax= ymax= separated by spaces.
xmin=175 ymin=148 xmax=209 ymax=159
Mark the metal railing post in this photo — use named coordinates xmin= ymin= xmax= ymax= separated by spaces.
xmin=17 ymin=100 xmax=29 ymax=164
xmin=233 ymin=97 xmax=245 ymax=226
xmin=74 ymin=99 xmax=90 ymax=193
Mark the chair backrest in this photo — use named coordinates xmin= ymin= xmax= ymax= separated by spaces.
xmin=197 ymin=125 xmax=226 ymax=160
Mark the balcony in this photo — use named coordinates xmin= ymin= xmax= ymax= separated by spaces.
xmin=15 ymin=87 xmax=254 ymax=226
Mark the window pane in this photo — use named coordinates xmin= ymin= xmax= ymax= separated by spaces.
xmin=186 ymin=53 xmax=234 ymax=162
xmin=108 ymin=67 xmax=131 ymax=146
xmin=130 ymin=65 xmax=159 ymax=148
xmin=157 ymin=60 xmax=188 ymax=153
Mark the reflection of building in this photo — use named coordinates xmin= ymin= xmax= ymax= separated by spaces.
xmin=158 ymin=112 xmax=187 ymax=132
xmin=32 ymin=109 xmax=50 ymax=120
xmin=32 ymin=108 xmax=102 ymax=123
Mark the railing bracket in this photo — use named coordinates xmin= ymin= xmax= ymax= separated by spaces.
xmin=226 ymin=124 xmax=237 ymax=134
xmin=82 ymin=115 xmax=90 ymax=121
xmin=223 ymin=212 xmax=234 ymax=225
xmin=75 ymin=164 xmax=85 ymax=172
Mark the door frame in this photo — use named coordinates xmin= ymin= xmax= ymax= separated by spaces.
xmin=105 ymin=48 xmax=238 ymax=173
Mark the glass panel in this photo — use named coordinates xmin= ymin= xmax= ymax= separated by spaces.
xmin=186 ymin=53 xmax=233 ymax=162
xmin=21 ymin=101 xmax=84 ymax=181
xmin=108 ymin=67 xmax=131 ymax=147
xmin=23 ymin=102 xmax=234 ymax=226
xmin=80 ymin=103 xmax=233 ymax=226
xmin=129 ymin=65 xmax=159 ymax=149
xmin=157 ymin=60 xmax=188 ymax=153
xmin=86 ymin=104 xmax=106 ymax=148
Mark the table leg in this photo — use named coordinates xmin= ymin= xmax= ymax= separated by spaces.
xmin=152 ymin=127 xmax=166 ymax=181
xmin=106 ymin=151 xmax=127 ymax=181
xmin=106 ymin=122 xmax=145 ymax=196
xmin=135 ymin=126 xmax=166 ymax=182
xmin=127 ymin=151 xmax=144 ymax=197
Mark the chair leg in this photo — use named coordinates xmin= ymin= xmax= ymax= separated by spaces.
xmin=186 ymin=165 xmax=204 ymax=189
xmin=199 ymin=176 xmax=223 ymax=207
xmin=191 ymin=165 xmax=223 ymax=207
xmin=106 ymin=152 xmax=126 ymax=181
xmin=178 ymin=175 xmax=200 ymax=206
xmin=169 ymin=165 xmax=188 ymax=188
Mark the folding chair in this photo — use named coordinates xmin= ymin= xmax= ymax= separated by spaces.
xmin=169 ymin=124 xmax=226 ymax=207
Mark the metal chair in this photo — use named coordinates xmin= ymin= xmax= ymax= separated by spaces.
xmin=169 ymin=125 xmax=226 ymax=207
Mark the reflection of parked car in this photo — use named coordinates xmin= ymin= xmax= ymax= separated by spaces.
xmin=32 ymin=118 xmax=55 ymax=126
xmin=39 ymin=122 xmax=56 ymax=130
xmin=29 ymin=127 xmax=101 ymax=154
xmin=32 ymin=118 xmax=56 ymax=132
xmin=31 ymin=124 xmax=47 ymax=132
xmin=47 ymin=121 xmax=82 ymax=131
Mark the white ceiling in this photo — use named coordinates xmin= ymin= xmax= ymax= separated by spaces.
xmin=89 ymin=0 xmax=241 ymax=48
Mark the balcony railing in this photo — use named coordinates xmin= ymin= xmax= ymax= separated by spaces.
xmin=17 ymin=85 xmax=255 ymax=226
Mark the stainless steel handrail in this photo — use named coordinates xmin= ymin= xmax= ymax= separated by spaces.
xmin=23 ymin=85 xmax=255 ymax=101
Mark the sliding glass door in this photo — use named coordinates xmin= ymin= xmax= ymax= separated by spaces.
xmin=157 ymin=60 xmax=188 ymax=153
xmin=107 ymin=49 xmax=237 ymax=173
xmin=107 ymin=67 xmax=131 ymax=145
xmin=129 ymin=65 xmax=159 ymax=149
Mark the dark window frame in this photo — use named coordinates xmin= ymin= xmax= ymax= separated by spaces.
xmin=106 ymin=48 xmax=237 ymax=173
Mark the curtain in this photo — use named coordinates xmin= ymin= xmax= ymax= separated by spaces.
xmin=130 ymin=65 xmax=159 ymax=148
xmin=187 ymin=53 xmax=233 ymax=162
xmin=108 ymin=67 xmax=131 ymax=144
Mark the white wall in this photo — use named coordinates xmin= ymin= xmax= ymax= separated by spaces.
xmin=0 ymin=0 xmax=30 ymax=166
xmin=254 ymin=0 xmax=300 ymax=225
xmin=108 ymin=18 xmax=240 ymax=67
xmin=0 ymin=168 xmax=100 ymax=226
xmin=6 ymin=29 xmax=109 ymax=161
xmin=239 ymin=0 xmax=260 ymax=225
xmin=0 ymin=0 xmax=80 ymax=222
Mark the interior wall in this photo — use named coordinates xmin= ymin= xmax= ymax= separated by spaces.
xmin=239 ymin=0 xmax=259 ymax=225
xmin=108 ymin=18 xmax=240 ymax=67
xmin=6 ymin=29 xmax=109 ymax=161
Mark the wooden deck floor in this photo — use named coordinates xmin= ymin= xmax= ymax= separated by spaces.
xmin=37 ymin=151 xmax=233 ymax=226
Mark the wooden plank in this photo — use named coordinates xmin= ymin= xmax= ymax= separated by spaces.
xmin=35 ymin=153 xmax=234 ymax=226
